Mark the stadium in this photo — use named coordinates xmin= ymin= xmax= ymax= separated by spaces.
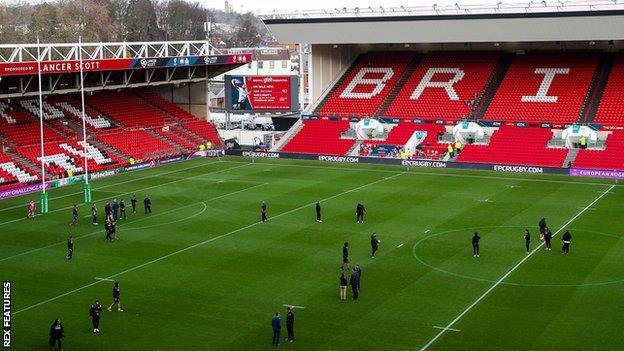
xmin=1 ymin=0 xmax=624 ymax=350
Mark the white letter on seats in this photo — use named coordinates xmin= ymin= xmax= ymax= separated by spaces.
xmin=339 ymin=67 xmax=394 ymax=99
xmin=411 ymin=68 xmax=465 ymax=100
xmin=521 ymin=68 xmax=570 ymax=103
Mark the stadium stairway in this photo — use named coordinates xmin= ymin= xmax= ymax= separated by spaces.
xmin=375 ymin=54 xmax=424 ymax=117
xmin=89 ymin=139 xmax=131 ymax=161
xmin=472 ymin=52 xmax=515 ymax=119
xmin=144 ymin=128 xmax=189 ymax=153
xmin=562 ymin=148 xmax=580 ymax=167
xmin=3 ymin=149 xmax=50 ymax=178
xmin=577 ymin=53 xmax=615 ymax=124
xmin=271 ymin=118 xmax=303 ymax=151
xmin=583 ymin=53 xmax=616 ymax=124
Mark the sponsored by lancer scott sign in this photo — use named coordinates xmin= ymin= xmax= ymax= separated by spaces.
xmin=0 ymin=54 xmax=252 ymax=76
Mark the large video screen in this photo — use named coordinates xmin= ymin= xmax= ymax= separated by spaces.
xmin=225 ymin=75 xmax=299 ymax=112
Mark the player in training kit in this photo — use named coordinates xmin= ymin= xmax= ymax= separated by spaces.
xmin=538 ymin=218 xmax=547 ymax=235
xmin=524 ymin=229 xmax=531 ymax=254
xmin=48 ymin=319 xmax=64 ymax=350
xmin=27 ymin=200 xmax=36 ymax=219
xmin=89 ymin=300 xmax=102 ymax=333
xmin=119 ymin=199 xmax=126 ymax=219
xmin=261 ymin=201 xmax=268 ymax=223
xmin=108 ymin=281 xmax=123 ymax=312
xmin=66 ymin=235 xmax=74 ymax=260
xmin=316 ymin=201 xmax=322 ymax=222
xmin=341 ymin=242 xmax=350 ymax=270
xmin=371 ymin=232 xmax=380 ymax=258
xmin=472 ymin=232 xmax=480 ymax=257
xmin=561 ymin=230 xmax=572 ymax=255
xmin=144 ymin=195 xmax=152 ymax=214
xmin=356 ymin=203 xmax=366 ymax=223
xmin=70 ymin=204 xmax=79 ymax=226
xmin=91 ymin=203 xmax=98 ymax=225
xmin=544 ymin=227 xmax=553 ymax=250
xmin=112 ymin=200 xmax=119 ymax=221
xmin=131 ymin=195 xmax=137 ymax=214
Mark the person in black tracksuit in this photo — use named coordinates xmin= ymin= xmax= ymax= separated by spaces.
xmin=49 ymin=319 xmax=64 ymax=350
xmin=356 ymin=203 xmax=366 ymax=223
xmin=341 ymin=242 xmax=350 ymax=270
xmin=524 ymin=229 xmax=531 ymax=254
xmin=261 ymin=201 xmax=268 ymax=223
xmin=315 ymin=201 xmax=322 ymax=222
xmin=67 ymin=235 xmax=74 ymax=260
xmin=561 ymin=230 xmax=572 ymax=255
xmin=538 ymin=218 xmax=547 ymax=234
xmin=350 ymin=268 xmax=359 ymax=300
xmin=371 ymin=232 xmax=379 ymax=258
xmin=89 ymin=300 xmax=102 ymax=333
xmin=131 ymin=195 xmax=137 ymax=214
xmin=144 ymin=195 xmax=152 ymax=214
xmin=104 ymin=202 xmax=112 ymax=219
xmin=119 ymin=200 xmax=126 ymax=219
xmin=472 ymin=232 xmax=480 ymax=257
xmin=112 ymin=200 xmax=119 ymax=221
xmin=286 ymin=307 xmax=295 ymax=342
xmin=544 ymin=227 xmax=553 ymax=251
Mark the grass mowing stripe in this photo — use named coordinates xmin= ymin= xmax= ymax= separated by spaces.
xmin=418 ymin=184 xmax=616 ymax=351
xmin=0 ymin=159 xmax=222 ymax=213
xmin=13 ymin=172 xmax=404 ymax=316
xmin=0 ymin=162 xmax=251 ymax=227
xmin=0 ymin=182 xmax=267 ymax=262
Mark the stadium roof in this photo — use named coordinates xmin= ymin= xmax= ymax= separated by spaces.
xmin=262 ymin=1 xmax=624 ymax=44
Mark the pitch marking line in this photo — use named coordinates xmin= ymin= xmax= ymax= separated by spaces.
xmin=424 ymin=230 xmax=430 ymax=234
xmin=433 ymin=326 xmax=460 ymax=332
xmin=13 ymin=172 xmax=404 ymax=316
xmin=0 ymin=182 xmax=267 ymax=263
xmin=94 ymin=277 xmax=115 ymax=282
xmin=283 ymin=304 xmax=305 ymax=309
xmin=0 ymin=162 xmax=252 ymax=227
xmin=418 ymin=184 xmax=616 ymax=351
xmin=478 ymin=199 xmax=492 ymax=203
xmin=397 ymin=243 xmax=404 ymax=248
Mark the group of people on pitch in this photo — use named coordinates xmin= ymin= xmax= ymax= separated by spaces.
xmin=49 ymin=281 xmax=123 ymax=350
xmin=471 ymin=218 xmax=573 ymax=258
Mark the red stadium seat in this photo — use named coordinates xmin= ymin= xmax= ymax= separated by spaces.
xmin=594 ymin=55 xmax=624 ymax=126
xmin=573 ymin=130 xmax=624 ymax=170
xmin=282 ymin=119 xmax=355 ymax=155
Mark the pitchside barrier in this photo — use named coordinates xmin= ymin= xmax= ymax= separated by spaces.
xmin=229 ymin=150 xmax=624 ymax=181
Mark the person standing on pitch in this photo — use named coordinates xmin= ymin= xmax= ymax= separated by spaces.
xmin=354 ymin=264 xmax=362 ymax=292
xmin=286 ymin=307 xmax=295 ymax=342
xmin=91 ymin=202 xmax=98 ymax=225
xmin=271 ymin=311 xmax=281 ymax=346
xmin=143 ymin=195 xmax=152 ymax=214
xmin=561 ymin=230 xmax=572 ymax=255
xmin=104 ymin=202 xmax=112 ymax=219
xmin=48 ymin=318 xmax=64 ymax=350
xmin=350 ymin=268 xmax=359 ymax=300
xmin=70 ymin=204 xmax=79 ymax=226
xmin=524 ymin=229 xmax=531 ymax=254
xmin=341 ymin=242 xmax=350 ymax=270
xmin=67 ymin=235 xmax=74 ymax=260
xmin=27 ymin=200 xmax=36 ymax=219
xmin=316 ymin=201 xmax=322 ymax=222
xmin=356 ymin=203 xmax=366 ymax=223
xmin=107 ymin=281 xmax=123 ymax=312
xmin=371 ymin=232 xmax=380 ymax=258
xmin=544 ymin=227 xmax=553 ymax=251
xmin=261 ymin=201 xmax=268 ymax=223
xmin=472 ymin=232 xmax=480 ymax=257
xmin=89 ymin=300 xmax=102 ymax=333
xmin=119 ymin=199 xmax=126 ymax=219
xmin=131 ymin=195 xmax=137 ymax=214
xmin=112 ymin=200 xmax=119 ymax=221
xmin=339 ymin=272 xmax=348 ymax=301
xmin=539 ymin=218 xmax=547 ymax=235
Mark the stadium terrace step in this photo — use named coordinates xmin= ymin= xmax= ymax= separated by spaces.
xmin=3 ymin=149 xmax=50 ymax=179
xmin=563 ymin=148 xmax=579 ymax=168
xmin=375 ymin=54 xmax=424 ymax=117
xmin=592 ymin=54 xmax=624 ymax=126
xmin=89 ymin=139 xmax=131 ymax=161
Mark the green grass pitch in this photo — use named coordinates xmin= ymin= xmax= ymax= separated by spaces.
xmin=2 ymin=156 xmax=623 ymax=350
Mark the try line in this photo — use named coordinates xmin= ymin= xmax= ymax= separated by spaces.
xmin=418 ymin=184 xmax=616 ymax=351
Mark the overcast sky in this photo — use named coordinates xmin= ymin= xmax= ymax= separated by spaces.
xmin=200 ymin=0 xmax=494 ymax=13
